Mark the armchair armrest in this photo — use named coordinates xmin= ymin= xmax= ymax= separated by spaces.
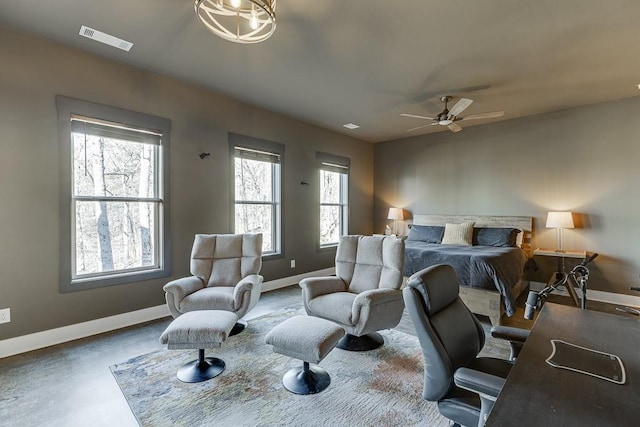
xmin=353 ymin=288 xmax=403 ymax=307
xmin=164 ymin=276 xmax=205 ymax=301
xmin=352 ymin=288 xmax=404 ymax=329
xmin=454 ymin=367 xmax=506 ymax=400
xmin=233 ymin=274 xmax=263 ymax=310
xmin=299 ymin=276 xmax=347 ymax=301
xmin=163 ymin=276 xmax=205 ymax=317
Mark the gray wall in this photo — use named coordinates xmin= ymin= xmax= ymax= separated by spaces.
xmin=375 ymin=97 xmax=640 ymax=295
xmin=0 ymin=27 xmax=374 ymax=339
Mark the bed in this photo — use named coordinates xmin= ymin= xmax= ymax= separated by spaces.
xmin=403 ymin=214 xmax=533 ymax=325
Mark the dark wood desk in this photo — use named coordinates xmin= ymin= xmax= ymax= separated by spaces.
xmin=487 ymin=303 xmax=640 ymax=426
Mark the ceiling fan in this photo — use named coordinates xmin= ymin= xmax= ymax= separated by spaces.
xmin=401 ymin=96 xmax=504 ymax=133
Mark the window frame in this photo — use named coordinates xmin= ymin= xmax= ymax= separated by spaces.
xmin=56 ymin=96 xmax=171 ymax=292
xmin=230 ymin=133 xmax=284 ymax=257
xmin=317 ymin=152 xmax=350 ymax=248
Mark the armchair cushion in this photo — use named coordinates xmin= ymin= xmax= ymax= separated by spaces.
xmin=190 ymin=234 xmax=262 ymax=287
xmin=336 ymin=235 xmax=404 ymax=294
xmin=210 ymin=258 xmax=242 ymax=287
xmin=307 ymin=292 xmax=357 ymax=326
xmin=180 ymin=286 xmax=235 ymax=312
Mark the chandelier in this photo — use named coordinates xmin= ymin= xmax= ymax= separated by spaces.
xmin=194 ymin=0 xmax=277 ymax=44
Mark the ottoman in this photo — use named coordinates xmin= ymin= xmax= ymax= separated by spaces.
xmin=160 ymin=310 xmax=238 ymax=383
xmin=265 ymin=315 xmax=345 ymax=395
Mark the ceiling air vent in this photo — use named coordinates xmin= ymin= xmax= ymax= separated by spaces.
xmin=79 ymin=25 xmax=133 ymax=52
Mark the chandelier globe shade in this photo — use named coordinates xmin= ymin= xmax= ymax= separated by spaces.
xmin=195 ymin=0 xmax=277 ymax=44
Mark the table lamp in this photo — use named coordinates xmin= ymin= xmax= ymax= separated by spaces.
xmin=387 ymin=208 xmax=404 ymax=236
xmin=546 ymin=211 xmax=574 ymax=252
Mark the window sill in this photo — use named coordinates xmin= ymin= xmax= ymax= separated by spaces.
xmin=62 ymin=267 xmax=171 ymax=292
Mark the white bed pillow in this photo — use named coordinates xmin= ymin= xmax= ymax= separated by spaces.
xmin=441 ymin=222 xmax=475 ymax=246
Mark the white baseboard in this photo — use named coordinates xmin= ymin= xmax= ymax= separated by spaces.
xmin=0 ymin=305 xmax=170 ymax=359
xmin=0 ymin=268 xmax=335 ymax=359
xmin=530 ymin=281 xmax=640 ymax=307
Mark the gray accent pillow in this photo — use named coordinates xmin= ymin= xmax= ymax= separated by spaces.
xmin=473 ymin=227 xmax=521 ymax=247
xmin=407 ymin=225 xmax=445 ymax=244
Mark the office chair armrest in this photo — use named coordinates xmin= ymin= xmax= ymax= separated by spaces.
xmin=491 ymin=326 xmax=530 ymax=361
xmin=454 ymin=367 xmax=506 ymax=400
xmin=490 ymin=326 xmax=529 ymax=343
xmin=299 ymin=277 xmax=347 ymax=301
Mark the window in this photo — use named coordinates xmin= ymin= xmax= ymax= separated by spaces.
xmin=318 ymin=152 xmax=349 ymax=247
xmin=231 ymin=134 xmax=283 ymax=255
xmin=57 ymin=97 xmax=171 ymax=291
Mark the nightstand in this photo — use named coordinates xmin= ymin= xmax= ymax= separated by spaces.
xmin=534 ymin=248 xmax=588 ymax=306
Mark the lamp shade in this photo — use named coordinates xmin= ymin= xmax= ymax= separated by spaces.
xmin=387 ymin=208 xmax=404 ymax=220
xmin=546 ymin=211 xmax=574 ymax=229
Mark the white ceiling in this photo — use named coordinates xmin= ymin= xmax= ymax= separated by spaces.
xmin=2 ymin=0 xmax=640 ymax=142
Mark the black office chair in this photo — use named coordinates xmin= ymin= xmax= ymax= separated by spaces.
xmin=403 ymin=264 xmax=528 ymax=427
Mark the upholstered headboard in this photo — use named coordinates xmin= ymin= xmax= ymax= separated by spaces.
xmin=412 ymin=214 xmax=533 ymax=253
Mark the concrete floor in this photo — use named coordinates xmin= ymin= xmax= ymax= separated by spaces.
xmin=0 ymin=285 xmax=509 ymax=427
xmin=0 ymin=286 xmax=302 ymax=427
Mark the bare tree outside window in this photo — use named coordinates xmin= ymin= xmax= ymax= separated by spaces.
xmin=320 ymin=167 xmax=348 ymax=246
xmin=234 ymin=151 xmax=280 ymax=254
xmin=72 ymin=125 xmax=159 ymax=278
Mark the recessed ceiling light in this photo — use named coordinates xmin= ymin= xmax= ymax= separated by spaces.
xmin=343 ymin=123 xmax=360 ymax=130
xmin=79 ymin=25 xmax=133 ymax=52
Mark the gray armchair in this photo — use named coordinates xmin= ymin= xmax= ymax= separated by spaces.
xmin=164 ymin=233 xmax=263 ymax=335
xmin=403 ymin=264 xmax=528 ymax=427
xmin=299 ymin=235 xmax=405 ymax=351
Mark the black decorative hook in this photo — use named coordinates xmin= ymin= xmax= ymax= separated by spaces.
xmin=199 ymin=152 xmax=211 ymax=159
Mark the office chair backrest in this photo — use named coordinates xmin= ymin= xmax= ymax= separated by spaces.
xmin=403 ymin=264 xmax=485 ymax=401
xmin=335 ymin=235 xmax=404 ymax=293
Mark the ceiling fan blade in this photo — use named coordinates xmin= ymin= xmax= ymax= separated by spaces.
xmin=401 ymin=113 xmax=435 ymax=120
xmin=459 ymin=111 xmax=504 ymax=121
xmin=407 ymin=123 xmax=439 ymax=132
xmin=448 ymin=123 xmax=463 ymax=133
xmin=448 ymin=98 xmax=474 ymax=117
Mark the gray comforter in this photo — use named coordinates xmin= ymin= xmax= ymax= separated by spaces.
xmin=403 ymin=241 xmax=528 ymax=316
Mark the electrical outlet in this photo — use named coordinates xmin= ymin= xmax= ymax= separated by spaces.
xmin=290 ymin=259 xmax=296 ymax=268
xmin=0 ymin=308 xmax=10 ymax=324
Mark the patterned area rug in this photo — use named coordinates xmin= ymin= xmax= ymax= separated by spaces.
xmin=110 ymin=307 xmax=449 ymax=427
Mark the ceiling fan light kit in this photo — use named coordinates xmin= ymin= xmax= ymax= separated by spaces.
xmin=195 ymin=0 xmax=276 ymax=44
xmin=401 ymin=95 xmax=504 ymax=133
